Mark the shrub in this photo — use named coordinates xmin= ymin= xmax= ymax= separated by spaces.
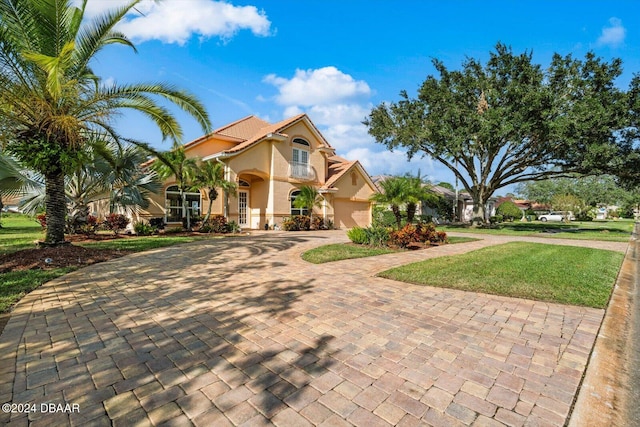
xmin=149 ymin=217 xmax=165 ymax=230
xmin=364 ymin=226 xmax=390 ymax=247
xmin=496 ymin=201 xmax=522 ymax=221
xmin=388 ymin=223 xmax=447 ymax=248
xmin=372 ymin=206 xmax=398 ymax=228
xmin=347 ymin=227 xmax=369 ymax=244
xmin=182 ymin=215 xmax=201 ymax=231
xmin=200 ymin=215 xmax=227 ymax=233
xmin=163 ymin=226 xmax=184 ymax=234
xmin=282 ymin=215 xmax=311 ymax=231
xmin=36 ymin=213 xmax=47 ymax=229
xmin=311 ymin=216 xmax=325 ymax=230
xmin=66 ymin=214 xmax=99 ymax=235
xmin=74 ymin=215 xmax=99 ymax=235
xmin=489 ymin=214 xmax=504 ymax=224
xmin=133 ymin=221 xmax=155 ymax=236
xmin=104 ymin=213 xmax=130 ymax=235
xmin=576 ymin=210 xmax=595 ymax=221
xmin=227 ymin=220 xmax=241 ymax=233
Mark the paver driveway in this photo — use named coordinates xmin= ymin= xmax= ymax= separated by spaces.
xmin=0 ymin=231 xmax=624 ymax=426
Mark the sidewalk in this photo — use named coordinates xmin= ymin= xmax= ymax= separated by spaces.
xmin=568 ymin=224 xmax=640 ymax=426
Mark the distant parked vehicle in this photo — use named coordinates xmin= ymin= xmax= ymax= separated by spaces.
xmin=538 ymin=211 xmax=575 ymax=222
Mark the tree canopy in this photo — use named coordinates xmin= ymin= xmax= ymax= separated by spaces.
xmin=365 ymin=43 xmax=629 ymax=222
xmin=516 ymin=175 xmax=629 ymax=207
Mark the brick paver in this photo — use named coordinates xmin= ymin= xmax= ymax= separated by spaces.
xmin=0 ymin=230 xmax=625 ymax=426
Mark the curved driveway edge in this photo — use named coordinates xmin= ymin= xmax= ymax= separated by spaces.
xmin=0 ymin=231 xmax=628 ymax=426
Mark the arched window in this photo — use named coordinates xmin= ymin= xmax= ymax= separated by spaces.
xmin=290 ymin=190 xmax=309 ymax=216
xmin=351 ymin=171 xmax=358 ymax=186
xmin=293 ymin=138 xmax=310 ymax=147
xmin=165 ymin=185 xmax=201 ymax=222
xmin=291 ymin=138 xmax=310 ymax=179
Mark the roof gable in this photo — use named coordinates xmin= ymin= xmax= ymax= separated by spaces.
xmin=322 ymin=160 xmax=377 ymax=193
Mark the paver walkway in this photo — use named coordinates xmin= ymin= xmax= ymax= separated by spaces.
xmin=0 ymin=231 xmax=627 ymax=426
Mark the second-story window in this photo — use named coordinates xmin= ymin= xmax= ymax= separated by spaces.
xmin=292 ymin=138 xmax=310 ymax=179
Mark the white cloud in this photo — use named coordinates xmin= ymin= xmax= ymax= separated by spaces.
xmin=264 ymin=67 xmax=371 ymax=106
xmin=263 ymin=66 xmax=445 ymax=177
xmin=596 ymin=17 xmax=626 ymax=48
xmin=80 ymin=0 xmax=272 ymax=45
xmin=344 ymin=147 xmax=439 ymax=179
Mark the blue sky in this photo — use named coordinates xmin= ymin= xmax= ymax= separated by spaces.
xmin=87 ymin=0 xmax=640 ymax=193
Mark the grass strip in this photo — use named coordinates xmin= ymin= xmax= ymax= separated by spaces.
xmin=302 ymin=236 xmax=480 ymax=264
xmin=378 ymin=242 xmax=624 ymax=308
xmin=439 ymin=220 xmax=633 ymax=242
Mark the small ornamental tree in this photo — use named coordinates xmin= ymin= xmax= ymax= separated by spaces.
xmin=496 ymin=201 xmax=522 ymax=221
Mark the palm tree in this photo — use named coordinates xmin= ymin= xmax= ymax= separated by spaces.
xmin=96 ymin=142 xmax=161 ymax=215
xmin=192 ymin=161 xmax=237 ymax=223
xmin=403 ymin=173 xmax=438 ymax=224
xmin=0 ymin=0 xmax=211 ymax=245
xmin=293 ymin=185 xmax=323 ymax=225
xmin=152 ymin=146 xmax=198 ymax=229
xmin=0 ymin=152 xmax=40 ymax=226
xmin=370 ymin=176 xmax=409 ymax=228
xmin=19 ymin=142 xmax=161 ymax=221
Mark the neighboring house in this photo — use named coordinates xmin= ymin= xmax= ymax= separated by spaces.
xmin=140 ymin=114 xmax=377 ymax=229
xmin=426 ymin=185 xmax=496 ymax=223
xmin=495 ymin=197 xmax=552 ymax=218
xmin=369 ymin=177 xmax=496 ymax=223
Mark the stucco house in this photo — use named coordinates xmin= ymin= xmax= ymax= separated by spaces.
xmin=139 ymin=114 xmax=377 ymax=230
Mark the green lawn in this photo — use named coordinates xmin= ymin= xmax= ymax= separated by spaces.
xmin=438 ymin=219 xmax=634 ymax=242
xmin=378 ymin=242 xmax=624 ymax=308
xmin=302 ymin=236 xmax=480 ymax=264
xmin=0 ymin=214 xmax=218 ymax=313
xmin=0 ymin=213 xmax=44 ymax=255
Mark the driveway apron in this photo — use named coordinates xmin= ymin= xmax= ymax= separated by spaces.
xmin=0 ymin=231 xmax=624 ymax=426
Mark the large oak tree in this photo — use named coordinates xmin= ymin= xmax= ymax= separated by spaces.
xmin=365 ymin=43 xmax=627 ymax=222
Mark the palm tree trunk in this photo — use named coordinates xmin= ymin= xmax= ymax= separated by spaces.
xmin=44 ymin=170 xmax=67 ymax=244
xmin=204 ymin=199 xmax=213 ymax=223
xmin=392 ymin=204 xmax=402 ymax=229
xmin=407 ymin=202 xmax=417 ymax=223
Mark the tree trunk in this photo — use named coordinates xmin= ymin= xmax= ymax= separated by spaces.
xmin=180 ymin=189 xmax=191 ymax=230
xmin=203 ymin=187 xmax=217 ymax=223
xmin=406 ymin=202 xmax=417 ymax=224
xmin=203 ymin=199 xmax=213 ymax=224
xmin=469 ymin=187 xmax=488 ymax=226
xmin=392 ymin=204 xmax=402 ymax=229
xmin=472 ymin=203 xmax=485 ymax=226
xmin=44 ymin=170 xmax=68 ymax=245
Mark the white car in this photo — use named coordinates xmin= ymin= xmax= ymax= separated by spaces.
xmin=538 ymin=211 xmax=575 ymax=222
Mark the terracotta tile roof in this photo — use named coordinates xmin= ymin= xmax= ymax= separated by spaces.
xmin=328 ymin=155 xmax=349 ymax=163
xmin=223 ymin=114 xmax=307 ymax=154
xmin=214 ymin=115 xmax=271 ymax=140
xmin=322 ymin=160 xmax=357 ymax=189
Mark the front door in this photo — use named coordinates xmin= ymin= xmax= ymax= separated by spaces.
xmin=238 ymin=191 xmax=249 ymax=228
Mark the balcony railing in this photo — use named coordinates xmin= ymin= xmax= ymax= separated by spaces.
xmin=288 ymin=161 xmax=316 ymax=181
